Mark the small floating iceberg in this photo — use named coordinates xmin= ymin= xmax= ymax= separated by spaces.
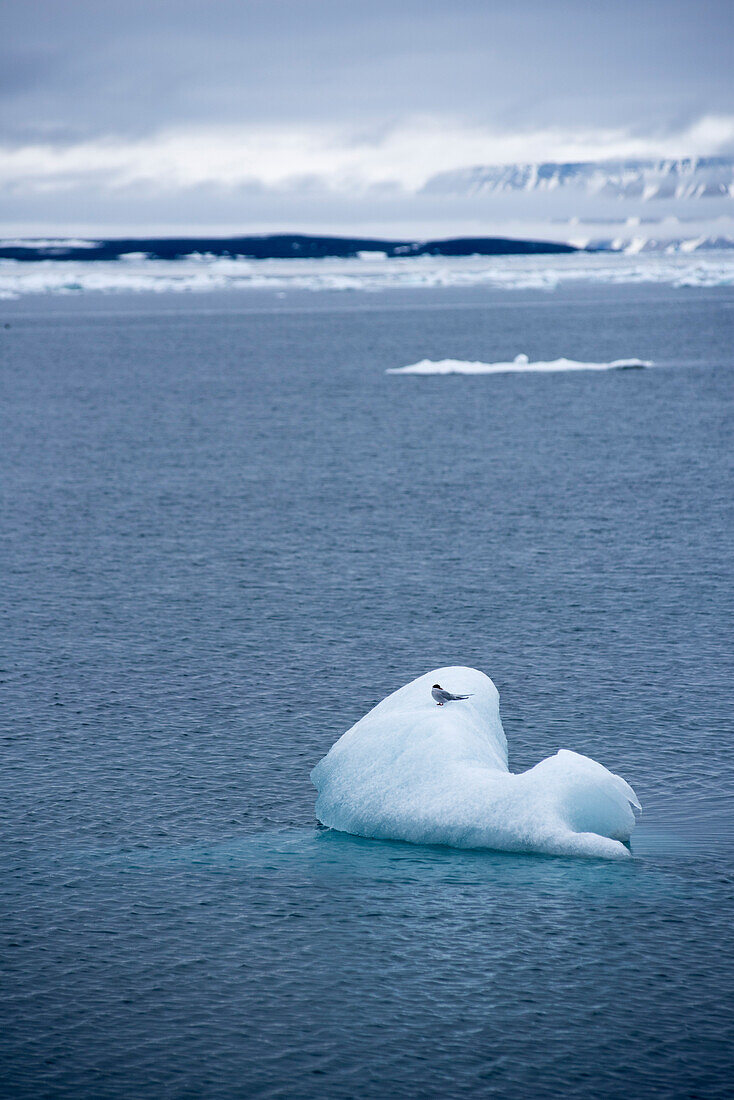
xmin=311 ymin=667 xmax=641 ymax=860
xmin=387 ymin=353 xmax=652 ymax=375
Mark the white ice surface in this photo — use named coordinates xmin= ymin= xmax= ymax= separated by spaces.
xmin=387 ymin=353 xmax=652 ymax=375
xmin=312 ymin=667 xmax=641 ymax=860
xmin=1 ymin=251 xmax=733 ymax=299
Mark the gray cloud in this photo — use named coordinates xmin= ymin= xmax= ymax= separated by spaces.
xmin=2 ymin=0 xmax=733 ymax=140
xmin=1 ymin=0 xmax=733 ymax=231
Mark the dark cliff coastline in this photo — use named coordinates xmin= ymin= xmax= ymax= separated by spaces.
xmin=0 ymin=233 xmax=579 ymax=262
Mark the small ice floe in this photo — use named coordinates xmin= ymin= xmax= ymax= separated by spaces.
xmin=311 ymin=667 xmax=641 ymax=860
xmin=387 ymin=353 xmax=653 ymax=375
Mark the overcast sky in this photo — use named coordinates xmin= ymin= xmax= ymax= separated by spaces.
xmin=1 ymin=0 xmax=733 ymax=234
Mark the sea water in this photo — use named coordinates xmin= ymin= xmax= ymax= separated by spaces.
xmin=1 ymin=279 xmax=732 ymax=1097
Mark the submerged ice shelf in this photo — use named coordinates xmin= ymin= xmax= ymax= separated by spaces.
xmin=388 ymin=354 xmax=653 ymax=375
xmin=312 ymin=667 xmax=641 ymax=860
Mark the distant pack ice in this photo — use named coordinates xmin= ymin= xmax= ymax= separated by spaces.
xmin=311 ymin=667 xmax=641 ymax=860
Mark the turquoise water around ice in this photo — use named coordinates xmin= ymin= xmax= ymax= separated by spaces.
xmin=1 ymin=282 xmax=732 ymax=1097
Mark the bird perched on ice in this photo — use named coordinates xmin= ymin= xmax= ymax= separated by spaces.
xmin=432 ymin=683 xmax=473 ymax=706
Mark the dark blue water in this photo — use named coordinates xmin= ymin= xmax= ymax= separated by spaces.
xmin=1 ymin=284 xmax=733 ymax=1098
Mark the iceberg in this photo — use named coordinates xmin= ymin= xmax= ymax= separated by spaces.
xmin=311 ymin=667 xmax=641 ymax=860
xmin=387 ymin=354 xmax=652 ymax=375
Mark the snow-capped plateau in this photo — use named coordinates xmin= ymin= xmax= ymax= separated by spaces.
xmin=424 ymin=156 xmax=734 ymax=201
